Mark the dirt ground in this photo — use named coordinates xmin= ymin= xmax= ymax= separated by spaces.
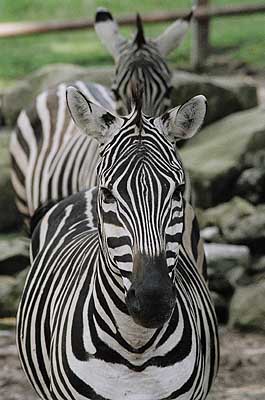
xmin=0 ymin=327 xmax=264 ymax=400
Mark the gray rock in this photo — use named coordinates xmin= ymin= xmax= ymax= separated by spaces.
xmin=198 ymin=197 xmax=255 ymax=230
xmin=0 ymin=64 xmax=258 ymax=127
xmin=235 ymin=150 xmax=265 ymax=204
xmin=236 ymin=168 xmax=265 ymax=204
xmin=200 ymin=226 xmax=221 ymax=242
xmin=205 ymin=243 xmax=250 ymax=274
xmin=0 ymin=269 xmax=28 ymax=317
xmin=244 ymin=148 xmax=265 ymax=170
xmin=249 ymin=256 xmax=265 ymax=275
xmin=223 ymin=204 xmax=265 ymax=253
xmin=0 ymin=276 xmax=16 ymax=317
xmin=0 ymin=132 xmax=21 ymax=231
xmin=236 ymin=149 xmax=265 ymax=204
xmin=230 ymin=281 xmax=265 ymax=332
xmin=226 ymin=266 xmax=247 ymax=286
xmin=198 ymin=199 xmax=265 ymax=255
xmin=0 ymin=64 xmax=114 ymax=126
xmin=171 ymin=72 xmax=257 ymax=126
xmin=0 ymin=235 xmax=29 ymax=275
xmin=213 ymin=75 xmax=258 ymax=111
xmin=180 ymin=107 xmax=265 ymax=208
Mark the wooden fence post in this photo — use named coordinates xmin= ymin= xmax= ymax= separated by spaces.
xmin=191 ymin=0 xmax=210 ymax=70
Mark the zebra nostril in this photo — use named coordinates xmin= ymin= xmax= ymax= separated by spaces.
xmin=126 ymin=287 xmax=141 ymax=313
xmin=127 ymin=287 xmax=136 ymax=300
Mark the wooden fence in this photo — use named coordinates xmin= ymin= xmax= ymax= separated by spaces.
xmin=0 ymin=1 xmax=264 ymax=69
xmin=191 ymin=1 xmax=265 ymax=68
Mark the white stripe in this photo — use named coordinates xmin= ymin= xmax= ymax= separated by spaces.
xmin=17 ymin=110 xmax=38 ymax=216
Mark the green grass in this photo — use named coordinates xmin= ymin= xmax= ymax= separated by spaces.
xmin=0 ymin=0 xmax=264 ymax=86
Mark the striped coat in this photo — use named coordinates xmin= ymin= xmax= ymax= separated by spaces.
xmin=17 ymin=89 xmax=219 ymax=400
xmin=10 ymin=9 xmax=193 ymax=228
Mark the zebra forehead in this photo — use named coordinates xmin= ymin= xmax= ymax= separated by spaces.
xmin=104 ymin=128 xmax=170 ymax=154
xmin=121 ymin=46 xmax=170 ymax=75
xmin=108 ymin=164 xmax=183 ymax=193
xmin=102 ymin=120 xmax=178 ymax=160
xmin=100 ymin=142 xmax=184 ymax=187
xmin=115 ymin=39 xmax=170 ymax=72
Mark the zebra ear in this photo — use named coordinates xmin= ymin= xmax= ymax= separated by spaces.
xmin=154 ymin=9 xmax=193 ymax=57
xmin=159 ymin=95 xmax=207 ymax=142
xmin=66 ymin=87 xmax=123 ymax=143
xmin=95 ymin=8 xmax=128 ymax=62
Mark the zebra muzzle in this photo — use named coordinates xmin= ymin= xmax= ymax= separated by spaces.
xmin=125 ymin=253 xmax=177 ymax=329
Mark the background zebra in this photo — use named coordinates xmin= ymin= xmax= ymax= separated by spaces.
xmin=10 ymin=8 xmax=193 ymax=229
xmin=95 ymin=8 xmax=193 ymax=116
xmin=17 ymin=86 xmax=219 ymax=400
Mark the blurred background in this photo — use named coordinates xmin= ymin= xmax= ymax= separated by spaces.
xmin=0 ymin=0 xmax=265 ymax=87
xmin=0 ymin=1 xmax=265 ymax=399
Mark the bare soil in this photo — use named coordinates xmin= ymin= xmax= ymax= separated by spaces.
xmin=0 ymin=328 xmax=264 ymax=400
xmin=209 ymin=328 xmax=265 ymax=400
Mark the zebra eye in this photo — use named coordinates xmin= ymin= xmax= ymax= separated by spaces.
xmin=101 ymin=187 xmax=115 ymax=204
xmin=172 ymin=184 xmax=185 ymax=201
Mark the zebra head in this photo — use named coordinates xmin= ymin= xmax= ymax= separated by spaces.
xmin=67 ymin=86 xmax=207 ymax=329
xmin=95 ymin=8 xmax=193 ymax=116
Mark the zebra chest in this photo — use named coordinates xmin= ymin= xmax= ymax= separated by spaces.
xmin=51 ymin=294 xmax=210 ymax=400
xmin=54 ymin=339 xmax=196 ymax=400
xmin=47 ymin=248 xmax=215 ymax=400
xmin=55 ymin=358 xmax=196 ymax=400
xmin=22 ymin=241 xmax=216 ymax=400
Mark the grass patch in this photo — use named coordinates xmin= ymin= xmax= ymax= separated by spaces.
xmin=0 ymin=0 xmax=264 ymax=86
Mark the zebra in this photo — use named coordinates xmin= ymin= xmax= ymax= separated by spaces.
xmin=10 ymin=8 xmax=193 ymax=229
xmin=17 ymin=86 xmax=219 ymax=400
xmin=95 ymin=8 xmax=193 ymax=116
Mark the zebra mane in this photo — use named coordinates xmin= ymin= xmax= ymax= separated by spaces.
xmin=134 ymin=13 xmax=146 ymax=48
xmin=130 ymin=78 xmax=144 ymax=136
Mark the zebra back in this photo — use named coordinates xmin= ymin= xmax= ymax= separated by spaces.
xmin=10 ymin=81 xmax=114 ymax=228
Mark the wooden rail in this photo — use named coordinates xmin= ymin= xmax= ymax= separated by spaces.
xmin=0 ymin=3 xmax=264 ymax=69
xmin=0 ymin=4 xmax=264 ymax=38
